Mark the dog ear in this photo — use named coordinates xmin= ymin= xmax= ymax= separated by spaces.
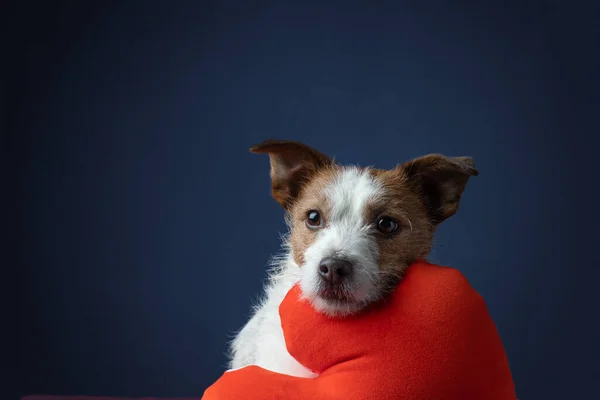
xmin=400 ymin=154 xmax=478 ymax=224
xmin=250 ymin=140 xmax=333 ymax=210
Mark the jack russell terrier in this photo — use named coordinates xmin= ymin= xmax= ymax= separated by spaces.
xmin=228 ymin=139 xmax=478 ymax=378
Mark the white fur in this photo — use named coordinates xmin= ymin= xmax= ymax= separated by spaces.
xmin=300 ymin=167 xmax=385 ymax=315
xmin=228 ymin=253 xmax=316 ymax=377
xmin=229 ymin=167 xmax=385 ymax=377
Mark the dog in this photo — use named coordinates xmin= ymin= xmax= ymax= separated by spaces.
xmin=228 ymin=139 xmax=478 ymax=378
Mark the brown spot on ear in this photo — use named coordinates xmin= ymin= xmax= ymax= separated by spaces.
xmin=400 ymin=154 xmax=478 ymax=224
xmin=250 ymin=140 xmax=333 ymax=210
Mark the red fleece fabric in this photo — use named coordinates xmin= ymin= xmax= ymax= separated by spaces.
xmin=21 ymin=398 xmax=200 ymax=400
xmin=203 ymin=261 xmax=516 ymax=400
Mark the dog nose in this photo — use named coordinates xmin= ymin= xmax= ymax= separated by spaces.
xmin=318 ymin=257 xmax=353 ymax=285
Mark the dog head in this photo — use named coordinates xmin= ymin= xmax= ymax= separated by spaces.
xmin=251 ymin=140 xmax=478 ymax=316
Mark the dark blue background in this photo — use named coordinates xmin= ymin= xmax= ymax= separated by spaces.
xmin=6 ymin=1 xmax=598 ymax=399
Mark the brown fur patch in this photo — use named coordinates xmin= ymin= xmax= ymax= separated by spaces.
xmin=400 ymin=154 xmax=478 ymax=224
xmin=368 ymin=168 xmax=435 ymax=282
xmin=287 ymin=165 xmax=342 ymax=266
xmin=249 ymin=140 xmax=333 ymax=210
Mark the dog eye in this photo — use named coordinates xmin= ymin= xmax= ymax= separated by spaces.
xmin=306 ymin=210 xmax=322 ymax=229
xmin=376 ymin=216 xmax=399 ymax=235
